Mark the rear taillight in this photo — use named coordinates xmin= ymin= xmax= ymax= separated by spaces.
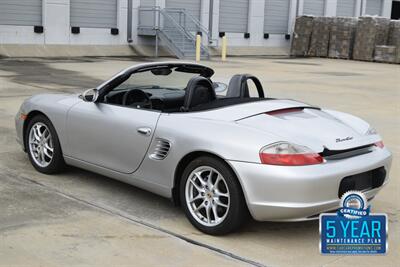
xmin=259 ymin=142 xmax=323 ymax=166
xmin=374 ymin=141 xmax=384 ymax=148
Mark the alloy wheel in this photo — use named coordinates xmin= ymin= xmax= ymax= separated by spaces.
xmin=28 ymin=122 xmax=54 ymax=168
xmin=185 ymin=166 xmax=230 ymax=227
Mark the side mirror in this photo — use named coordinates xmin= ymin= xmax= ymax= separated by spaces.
xmin=79 ymin=88 xmax=99 ymax=102
xmin=213 ymin=82 xmax=228 ymax=93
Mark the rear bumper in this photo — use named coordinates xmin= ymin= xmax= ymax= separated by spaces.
xmin=228 ymin=147 xmax=392 ymax=221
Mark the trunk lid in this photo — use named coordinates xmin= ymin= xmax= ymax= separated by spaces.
xmin=237 ymin=106 xmax=378 ymax=152
xmin=187 ymin=99 xmax=314 ymax=121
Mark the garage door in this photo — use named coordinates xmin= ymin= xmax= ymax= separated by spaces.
xmin=165 ymin=0 xmax=201 ymax=31
xmin=337 ymin=0 xmax=356 ymax=17
xmin=0 ymin=0 xmax=42 ymax=26
xmin=70 ymin=0 xmax=118 ymax=28
xmin=219 ymin=0 xmax=249 ymax=33
xmin=365 ymin=0 xmax=382 ymax=16
xmin=303 ymin=0 xmax=325 ymax=16
xmin=264 ymin=0 xmax=290 ymax=34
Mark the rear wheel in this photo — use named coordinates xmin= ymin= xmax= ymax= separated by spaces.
xmin=180 ymin=156 xmax=248 ymax=235
xmin=26 ymin=115 xmax=65 ymax=174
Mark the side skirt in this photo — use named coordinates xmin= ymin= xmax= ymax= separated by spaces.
xmin=64 ymin=155 xmax=172 ymax=199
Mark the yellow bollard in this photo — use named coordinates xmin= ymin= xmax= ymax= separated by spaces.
xmin=195 ymin=34 xmax=201 ymax=62
xmin=221 ymin=35 xmax=227 ymax=61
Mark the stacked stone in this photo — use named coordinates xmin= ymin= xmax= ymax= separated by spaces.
xmin=353 ymin=17 xmax=391 ymax=61
xmin=375 ymin=18 xmax=391 ymax=45
xmin=290 ymin=15 xmax=398 ymax=64
xmin=388 ymin=20 xmax=400 ymax=46
xmin=328 ymin=17 xmax=358 ymax=59
xmin=290 ymin=16 xmax=314 ymax=57
xmin=308 ymin=17 xmax=333 ymax=57
xmin=387 ymin=20 xmax=400 ymax=63
xmin=374 ymin=46 xmax=398 ymax=63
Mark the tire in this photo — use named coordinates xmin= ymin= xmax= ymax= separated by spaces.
xmin=25 ymin=115 xmax=66 ymax=174
xmin=180 ymin=156 xmax=248 ymax=235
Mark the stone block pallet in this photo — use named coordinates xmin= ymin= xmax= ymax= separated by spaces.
xmin=353 ymin=17 xmax=390 ymax=61
xmin=309 ymin=17 xmax=334 ymax=57
xmin=328 ymin=17 xmax=358 ymax=59
xmin=290 ymin=16 xmax=314 ymax=57
xmin=290 ymin=15 xmax=399 ymax=64
xmin=374 ymin=46 xmax=399 ymax=63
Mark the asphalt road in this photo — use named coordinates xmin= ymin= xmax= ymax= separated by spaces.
xmin=0 ymin=57 xmax=398 ymax=266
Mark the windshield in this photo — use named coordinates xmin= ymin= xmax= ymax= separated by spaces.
xmin=114 ymin=67 xmax=200 ymax=91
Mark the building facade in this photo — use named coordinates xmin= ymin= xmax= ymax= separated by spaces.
xmin=0 ymin=0 xmax=395 ymax=56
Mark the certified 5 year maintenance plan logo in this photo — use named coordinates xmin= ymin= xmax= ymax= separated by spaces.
xmin=320 ymin=191 xmax=388 ymax=254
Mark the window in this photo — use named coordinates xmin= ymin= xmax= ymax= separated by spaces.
xmin=114 ymin=68 xmax=199 ymax=91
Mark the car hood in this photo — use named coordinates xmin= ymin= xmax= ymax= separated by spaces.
xmin=237 ymin=107 xmax=380 ymax=152
xmin=24 ymin=93 xmax=80 ymax=104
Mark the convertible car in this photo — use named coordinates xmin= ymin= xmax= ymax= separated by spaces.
xmin=15 ymin=62 xmax=392 ymax=235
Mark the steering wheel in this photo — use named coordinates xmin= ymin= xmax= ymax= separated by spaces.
xmin=122 ymin=89 xmax=152 ymax=109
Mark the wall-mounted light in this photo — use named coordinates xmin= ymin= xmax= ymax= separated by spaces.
xmin=111 ymin=28 xmax=119 ymax=35
xmin=71 ymin=27 xmax=80 ymax=34
xmin=34 ymin=26 xmax=44 ymax=33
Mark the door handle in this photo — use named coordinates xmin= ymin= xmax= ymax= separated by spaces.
xmin=137 ymin=127 xmax=152 ymax=136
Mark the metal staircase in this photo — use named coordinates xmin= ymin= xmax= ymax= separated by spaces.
xmin=138 ymin=6 xmax=214 ymax=59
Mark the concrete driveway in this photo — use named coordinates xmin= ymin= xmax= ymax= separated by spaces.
xmin=0 ymin=57 xmax=398 ymax=267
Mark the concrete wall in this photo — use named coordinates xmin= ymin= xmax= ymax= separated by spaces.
xmin=160 ymin=0 xmax=393 ymax=49
xmin=0 ymin=0 xmax=132 ymax=45
xmin=0 ymin=0 xmax=395 ymax=56
xmin=209 ymin=0 xmax=296 ymax=49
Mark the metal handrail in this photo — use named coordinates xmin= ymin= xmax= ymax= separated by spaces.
xmin=161 ymin=10 xmax=195 ymax=40
xmin=162 ymin=9 xmax=210 ymax=56
xmin=138 ymin=6 xmax=210 ymax=58
xmin=163 ymin=8 xmax=211 ymax=41
xmin=138 ymin=6 xmax=194 ymax=41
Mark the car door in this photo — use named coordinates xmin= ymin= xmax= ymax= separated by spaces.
xmin=66 ymin=101 xmax=160 ymax=174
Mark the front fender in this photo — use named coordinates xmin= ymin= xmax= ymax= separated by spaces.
xmin=15 ymin=94 xmax=80 ymax=153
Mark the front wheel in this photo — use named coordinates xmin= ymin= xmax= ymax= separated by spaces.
xmin=25 ymin=115 xmax=66 ymax=174
xmin=180 ymin=156 xmax=248 ymax=235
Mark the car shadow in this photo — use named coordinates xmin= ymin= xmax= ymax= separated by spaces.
xmin=61 ymin=163 xmax=319 ymax=236
xmin=2 ymin=124 xmax=320 ymax=243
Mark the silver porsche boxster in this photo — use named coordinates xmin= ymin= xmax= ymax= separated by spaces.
xmin=15 ymin=62 xmax=392 ymax=235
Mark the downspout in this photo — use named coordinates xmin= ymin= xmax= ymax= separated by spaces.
xmin=127 ymin=0 xmax=132 ymax=43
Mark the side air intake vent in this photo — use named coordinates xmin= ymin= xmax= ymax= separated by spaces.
xmin=149 ymin=139 xmax=171 ymax=160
